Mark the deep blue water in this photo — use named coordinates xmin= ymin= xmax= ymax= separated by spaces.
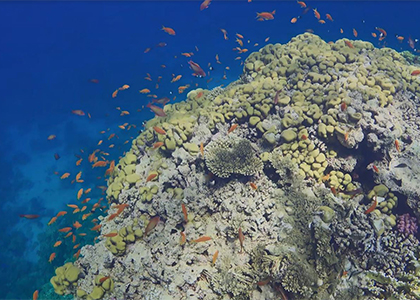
xmin=0 ymin=1 xmax=419 ymax=298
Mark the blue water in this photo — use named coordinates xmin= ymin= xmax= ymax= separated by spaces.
xmin=0 ymin=1 xmax=418 ymax=298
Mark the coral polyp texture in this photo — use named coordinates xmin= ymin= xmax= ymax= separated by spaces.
xmin=53 ymin=33 xmax=420 ymax=299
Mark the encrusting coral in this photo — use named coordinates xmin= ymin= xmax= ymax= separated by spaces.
xmin=52 ymin=33 xmax=420 ymax=300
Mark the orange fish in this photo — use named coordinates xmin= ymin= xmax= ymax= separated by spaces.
xmin=103 ymin=232 xmax=118 ymax=238
xmin=49 ymin=252 xmax=56 ymax=263
xmin=73 ymin=221 xmax=82 ymax=229
xmin=291 ymin=17 xmax=298 ymax=23
xmin=75 ymin=171 xmax=82 ymax=182
xmin=396 ymin=35 xmax=404 ymax=42
xmin=99 ymin=276 xmax=110 ymax=283
xmin=84 ymin=188 xmax=91 ymax=194
xmin=19 ymin=214 xmax=40 ymax=219
xmin=256 ymin=10 xmax=275 ymax=21
xmin=228 ymin=124 xmax=238 ymax=133
xmin=180 ymin=231 xmax=187 ymax=245
xmin=372 ymin=165 xmax=379 ymax=173
xmin=220 ymin=28 xmax=228 ymax=40
xmin=340 ymin=28 xmax=344 ymax=34
xmin=318 ymin=20 xmax=326 ymax=24
xmin=79 ymin=233 xmax=87 ymax=236
xmin=411 ymin=70 xmax=420 ymax=76
xmin=145 ymin=216 xmax=160 ymax=236
xmin=53 ymin=241 xmax=62 ymax=247
xmin=71 ymin=110 xmax=85 ymax=116
xmin=353 ymin=28 xmax=358 ymax=37
xmin=192 ymin=236 xmax=212 ymax=243
xmin=67 ymin=204 xmax=78 ymax=209
xmin=82 ymin=213 xmax=92 ymax=220
xmin=313 ymin=8 xmax=320 ymax=20
xmin=139 ymin=88 xmax=150 ymax=94
xmin=64 ymin=232 xmax=73 ymax=238
xmin=171 ymin=75 xmax=182 ymax=83
xmin=372 ymin=32 xmax=377 ymax=38
xmin=376 ymin=27 xmax=387 ymax=41
xmin=297 ymin=0 xmax=306 ymax=8
xmin=238 ymin=227 xmax=245 ymax=253
xmin=76 ymin=158 xmax=83 ymax=166
xmin=48 ymin=216 xmax=57 ymax=226
xmin=47 ymin=134 xmax=56 ymax=141
xmin=162 ymin=26 xmax=176 ymax=35
xmin=395 ymin=139 xmax=400 ymax=152
xmin=60 ymin=173 xmax=70 ymax=179
xmin=146 ymin=173 xmax=158 ymax=182
xmin=72 ymin=235 xmax=76 ymax=243
xmin=56 ymin=211 xmax=67 ymax=217
xmin=73 ymin=249 xmax=81 ymax=259
xmin=33 ymin=290 xmax=39 ymax=300
xmin=153 ymin=142 xmax=164 ymax=149
xmin=105 ymin=160 xmax=115 ymax=177
xmin=153 ymin=126 xmax=166 ymax=135
xmin=81 ymin=205 xmax=87 ymax=212
xmin=92 ymin=161 xmax=108 ymax=168
xmin=91 ymin=224 xmax=102 ymax=231
xmin=73 ymin=243 xmax=80 ymax=249
xmin=326 ymin=13 xmax=333 ymax=21
xmin=77 ymin=188 xmax=83 ymax=200
xmin=212 ymin=250 xmax=219 ymax=265
xmin=249 ymin=182 xmax=257 ymax=190
xmin=344 ymin=40 xmax=354 ymax=48
xmin=200 ymin=0 xmax=211 ymax=10
xmin=59 ymin=227 xmax=72 ymax=232
xmin=181 ymin=203 xmax=188 ymax=222
xmin=364 ymin=196 xmax=377 ymax=214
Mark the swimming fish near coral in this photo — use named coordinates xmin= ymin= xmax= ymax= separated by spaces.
xmin=181 ymin=203 xmax=188 ymax=223
xmin=192 ymin=236 xmax=212 ymax=243
xmin=238 ymin=228 xmax=245 ymax=253
xmin=48 ymin=252 xmax=56 ymax=263
xmin=153 ymin=126 xmax=166 ymax=135
xmin=180 ymin=232 xmax=187 ymax=245
xmin=145 ymin=216 xmax=160 ymax=236
xmin=161 ymin=25 xmax=176 ymax=35
xmin=364 ymin=196 xmax=377 ymax=214
xmin=20 ymin=214 xmax=40 ymax=219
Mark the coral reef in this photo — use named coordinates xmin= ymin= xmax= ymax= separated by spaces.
xmin=398 ymin=213 xmax=418 ymax=235
xmin=52 ymin=33 xmax=420 ymax=299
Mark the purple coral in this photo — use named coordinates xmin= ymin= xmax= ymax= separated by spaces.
xmin=397 ymin=214 xmax=418 ymax=236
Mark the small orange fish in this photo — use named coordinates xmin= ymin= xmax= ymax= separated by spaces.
xmin=77 ymin=188 xmax=83 ymax=200
xmin=139 ymin=88 xmax=150 ymax=94
xmin=249 ymin=182 xmax=258 ymax=190
xmin=318 ymin=20 xmax=326 ymax=24
xmin=103 ymin=232 xmax=118 ymax=238
xmin=238 ymin=228 xmax=245 ymax=253
xmin=73 ymin=243 xmax=80 ymax=249
xmin=411 ymin=70 xmax=420 ymax=76
xmin=180 ymin=231 xmax=187 ymax=245
xmin=71 ymin=110 xmax=85 ymax=116
xmin=395 ymin=139 xmax=400 ymax=152
xmin=67 ymin=204 xmax=78 ymax=209
xmin=146 ymin=173 xmax=158 ymax=182
xmin=353 ymin=28 xmax=358 ymax=37
xmin=364 ymin=196 xmax=377 ymax=214
xmin=313 ymin=8 xmax=320 ymax=20
xmin=331 ymin=187 xmax=338 ymax=196
xmin=200 ymin=0 xmax=211 ymax=10
xmin=47 ymin=134 xmax=56 ymax=141
xmin=73 ymin=249 xmax=81 ymax=259
xmin=92 ymin=161 xmax=108 ymax=168
xmin=84 ymin=188 xmax=91 ymax=194
xmin=53 ymin=241 xmax=62 ymax=247
xmin=56 ymin=211 xmax=67 ymax=217
xmin=60 ymin=172 xmax=70 ymax=179
xmin=220 ymin=28 xmax=228 ymax=40
xmin=171 ymin=75 xmax=182 ymax=83
xmin=64 ymin=232 xmax=73 ymax=238
xmin=181 ymin=203 xmax=188 ymax=222
xmin=326 ymin=13 xmax=333 ymax=21
xmin=372 ymin=32 xmax=377 ymax=38
xmin=297 ymin=0 xmax=306 ymax=8
xmin=49 ymin=252 xmax=56 ymax=263
xmin=73 ymin=221 xmax=82 ymax=229
xmin=72 ymin=234 xmax=76 ymax=244
xmin=75 ymin=171 xmax=82 ymax=182
xmin=20 ymin=214 xmax=40 ymax=219
xmin=76 ymin=158 xmax=83 ymax=166
xmin=340 ymin=28 xmax=344 ymax=34
xmin=212 ymin=250 xmax=219 ymax=265
xmin=344 ymin=40 xmax=354 ymax=48
xmin=59 ymin=227 xmax=72 ymax=232
xmin=192 ymin=236 xmax=212 ymax=243
xmin=291 ymin=17 xmax=298 ymax=23
xmin=257 ymin=277 xmax=271 ymax=286
xmin=162 ymin=25 xmax=176 ymax=35
xmin=48 ymin=216 xmax=57 ymax=226
xmin=33 ymin=290 xmax=39 ymax=300
xmin=153 ymin=126 xmax=166 ymax=135
xmin=372 ymin=165 xmax=379 ymax=173
xmin=256 ymin=10 xmax=275 ymax=21
xmin=145 ymin=216 xmax=160 ymax=236
xmin=79 ymin=233 xmax=87 ymax=236
xmin=91 ymin=224 xmax=102 ymax=231
xmin=99 ymin=276 xmax=110 ymax=283
xmin=200 ymin=142 xmax=204 ymax=156
xmin=228 ymin=124 xmax=238 ymax=133
xmin=82 ymin=213 xmax=92 ymax=220
xmin=153 ymin=142 xmax=164 ymax=149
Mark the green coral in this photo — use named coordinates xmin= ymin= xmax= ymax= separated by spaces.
xmin=50 ymin=263 xmax=81 ymax=295
xmin=204 ymin=136 xmax=263 ymax=178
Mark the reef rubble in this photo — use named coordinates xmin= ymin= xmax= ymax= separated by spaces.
xmin=53 ymin=33 xmax=420 ymax=300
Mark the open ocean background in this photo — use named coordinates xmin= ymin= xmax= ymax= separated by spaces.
xmin=0 ymin=1 xmax=419 ymax=298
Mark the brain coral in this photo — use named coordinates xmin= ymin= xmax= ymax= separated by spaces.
xmin=204 ymin=136 xmax=263 ymax=178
